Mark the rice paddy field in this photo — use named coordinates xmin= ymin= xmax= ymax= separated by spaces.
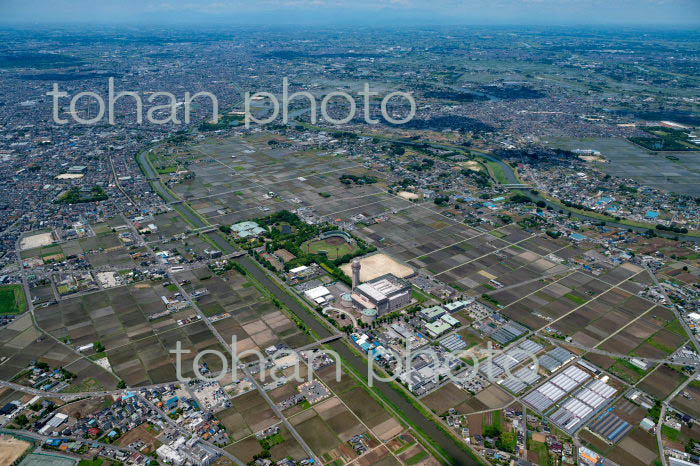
xmin=0 ymin=313 xmax=119 ymax=390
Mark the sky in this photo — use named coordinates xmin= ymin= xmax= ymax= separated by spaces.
xmin=2 ymin=0 xmax=699 ymax=25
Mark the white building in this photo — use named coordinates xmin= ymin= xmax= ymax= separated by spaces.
xmin=304 ymin=285 xmax=332 ymax=305
xmin=38 ymin=413 xmax=68 ymax=435
xmin=351 ymin=274 xmax=411 ymax=315
xmin=156 ymin=444 xmax=184 ymax=465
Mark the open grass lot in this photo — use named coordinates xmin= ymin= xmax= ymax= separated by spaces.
xmin=0 ymin=284 xmax=27 ymax=315
xmin=528 ymin=437 xmax=554 ymax=466
xmin=659 ymin=419 xmax=700 ymax=453
xmin=609 ymin=359 xmax=653 ymax=385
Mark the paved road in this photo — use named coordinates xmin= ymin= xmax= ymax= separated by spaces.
xmin=644 ymin=263 xmax=699 ymax=352
xmin=656 ymin=369 xmax=699 ymax=466
xmin=363 ymin=135 xmax=700 ymax=243
xmin=0 ymin=428 xmax=140 ymax=455
xmin=236 ymin=255 xmax=479 ymax=466
xmin=0 ymin=379 xmax=177 ymax=401
xmin=133 ymin=121 xmax=700 ymax=465
xmin=135 ymin=133 xmax=475 ymax=465
xmin=138 ymin=393 xmax=246 ymax=466
xmin=173 ymin=278 xmax=320 ymax=464
xmin=295 ymin=333 xmax=344 ymax=351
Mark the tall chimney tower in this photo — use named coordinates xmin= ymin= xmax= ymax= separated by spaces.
xmin=351 ymin=259 xmax=361 ymax=290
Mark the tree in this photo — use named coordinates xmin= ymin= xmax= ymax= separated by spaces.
xmin=434 ymin=195 xmax=449 ymax=206
xmin=483 ymin=425 xmax=501 ymax=438
xmin=510 ymin=194 xmax=532 ymax=204
xmin=496 ymin=431 xmax=516 ymax=453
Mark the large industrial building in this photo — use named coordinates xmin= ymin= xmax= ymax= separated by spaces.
xmin=351 ymin=273 xmax=411 ymax=315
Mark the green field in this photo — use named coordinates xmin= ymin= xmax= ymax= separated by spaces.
xmin=0 ymin=284 xmax=28 ymax=315
xmin=302 ymin=237 xmax=357 ymax=260
xmin=564 ymin=292 xmax=587 ymax=305
xmin=661 ymin=425 xmax=681 ymax=441
xmin=411 ymin=287 xmax=431 ymax=304
xmin=528 ymin=438 xmax=554 ymax=466
xmin=406 ymin=450 xmax=429 ymax=465
xmin=157 ymin=165 xmax=178 ymax=174
xmin=483 ymin=160 xmax=508 ymax=184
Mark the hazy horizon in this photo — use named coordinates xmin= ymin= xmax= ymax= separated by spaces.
xmin=2 ymin=0 xmax=699 ymax=26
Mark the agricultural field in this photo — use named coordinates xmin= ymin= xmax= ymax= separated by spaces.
xmin=453 ymin=385 xmax=513 ymax=415
xmin=160 ymin=134 xmax=389 ymax=229
xmin=546 ymin=136 xmax=700 ymax=196
xmin=33 ymin=277 xmax=223 ymax=386
xmin=0 ymin=284 xmax=28 ymax=315
xmin=176 ymin=266 xmax=309 ymax=353
xmin=579 ymin=426 xmax=660 ymax=466
xmin=421 ymin=383 xmax=471 ymax=416
xmin=0 ymin=314 xmax=119 ymax=389
xmin=671 ymin=381 xmax=700 ymax=418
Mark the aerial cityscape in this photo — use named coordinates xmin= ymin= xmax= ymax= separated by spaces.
xmin=0 ymin=2 xmax=699 ymax=466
